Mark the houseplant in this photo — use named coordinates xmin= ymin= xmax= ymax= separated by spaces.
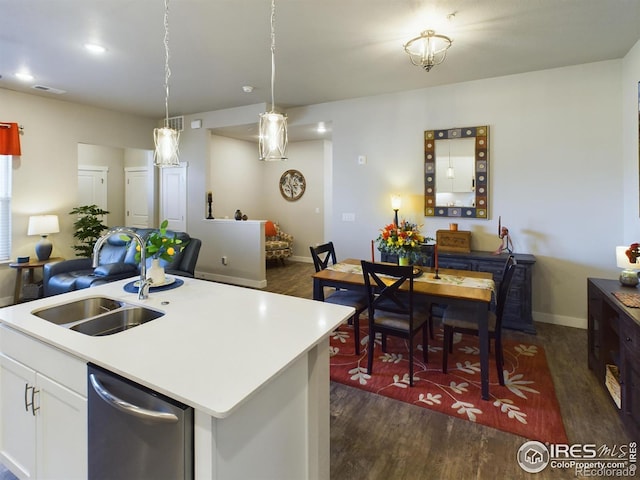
xmin=69 ymin=204 xmax=110 ymax=258
xmin=133 ymin=219 xmax=185 ymax=284
xmin=376 ymin=219 xmax=429 ymax=265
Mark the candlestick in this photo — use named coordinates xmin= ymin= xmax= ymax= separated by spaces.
xmin=434 ymin=243 xmax=438 ymax=270
xmin=498 ymin=215 xmax=501 ymax=236
xmin=206 ymin=191 xmax=214 ymax=219
xmin=371 ymin=240 xmax=375 ymax=262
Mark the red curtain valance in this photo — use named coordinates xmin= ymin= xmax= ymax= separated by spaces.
xmin=0 ymin=122 xmax=21 ymax=156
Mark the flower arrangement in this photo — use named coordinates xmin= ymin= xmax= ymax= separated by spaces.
xmin=626 ymin=243 xmax=640 ymax=264
xmin=376 ymin=219 xmax=431 ymax=258
xmin=133 ymin=220 xmax=185 ymax=263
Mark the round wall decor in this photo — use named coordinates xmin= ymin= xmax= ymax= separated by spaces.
xmin=279 ymin=169 xmax=306 ymax=201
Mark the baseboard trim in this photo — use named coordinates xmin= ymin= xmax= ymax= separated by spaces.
xmin=195 ymin=271 xmax=267 ymax=289
xmin=290 ymin=255 xmax=313 ymax=264
xmin=534 ymin=311 xmax=586 ymax=330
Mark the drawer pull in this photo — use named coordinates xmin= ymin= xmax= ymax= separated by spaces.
xmin=31 ymin=388 xmax=39 ymax=416
xmin=24 ymin=384 xmax=39 ymax=415
xmin=24 ymin=384 xmax=31 ymax=412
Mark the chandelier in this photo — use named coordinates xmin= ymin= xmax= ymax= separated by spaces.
xmin=403 ymin=30 xmax=452 ymax=72
xmin=259 ymin=0 xmax=288 ymax=161
xmin=153 ymin=0 xmax=180 ymax=167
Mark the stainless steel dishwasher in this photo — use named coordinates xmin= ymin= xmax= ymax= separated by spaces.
xmin=87 ymin=363 xmax=193 ymax=480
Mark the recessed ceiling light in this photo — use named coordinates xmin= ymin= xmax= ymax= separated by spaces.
xmin=242 ymin=85 xmax=254 ymax=93
xmin=84 ymin=43 xmax=107 ymax=54
xmin=15 ymin=72 xmax=34 ymax=82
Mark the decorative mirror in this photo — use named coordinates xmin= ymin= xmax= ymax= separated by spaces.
xmin=424 ymin=126 xmax=489 ymax=218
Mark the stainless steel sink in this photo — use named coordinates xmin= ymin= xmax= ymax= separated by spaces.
xmin=71 ymin=307 xmax=164 ymax=336
xmin=32 ymin=297 xmax=125 ymax=325
xmin=31 ymin=296 xmax=164 ymax=336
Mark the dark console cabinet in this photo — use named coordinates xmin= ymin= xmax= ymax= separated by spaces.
xmin=381 ymin=248 xmax=536 ymax=333
xmin=588 ymin=278 xmax=640 ymax=439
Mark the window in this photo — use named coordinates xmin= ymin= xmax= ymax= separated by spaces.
xmin=0 ymin=155 xmax=11 ymax=261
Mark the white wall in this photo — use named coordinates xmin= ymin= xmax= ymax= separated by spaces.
xmin=281 ymin=60 xmax=626 ymax=328
xmin=0 ymin=89 xmax=156 ymax=305
xmin=258 ymin=140 xmax=326 ymax=260
xmin=207 ymin=134 xmax=326 ymax=260
xmin=622 ymin=39 xmax=640 ymax=242
xmin=209 ymin=134 xmax=263 ymax=220
xmin=194 ymin=219 xmax=266 ymax=288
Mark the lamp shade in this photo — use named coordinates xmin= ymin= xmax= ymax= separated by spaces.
xmin=390 ymin=195 xmax=402 ymax=211
xmin=27 ymin=215 xmax=59 ymax=236
xmin=154 ymin=127 xmax=180 ymax=167
xmin=259 ymin=112 xmax=288 ymax=161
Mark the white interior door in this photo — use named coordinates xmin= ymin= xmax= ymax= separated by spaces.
xmin=160 ymin=163 xmax=186 ymax=231
xmin=78 ymin=166 xmax=108 ymax=222
xmin=125 ymin=167 xmax=150 ymax=228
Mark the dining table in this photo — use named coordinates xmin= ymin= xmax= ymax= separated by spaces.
xmin=312 ymin=258 xmax=496 ymax=400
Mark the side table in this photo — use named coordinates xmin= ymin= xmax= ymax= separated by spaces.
xmin=9 ymin=257 xmax=63 ymax=304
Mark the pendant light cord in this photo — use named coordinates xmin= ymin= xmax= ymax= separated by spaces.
xmin=163 ymin=0 xmax=171 ymax=128
xmin=270 ymin=0 xmax=276 ymax=113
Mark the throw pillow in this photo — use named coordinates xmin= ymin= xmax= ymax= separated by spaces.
xmin=265 ymin=220 xmax=277 ymax=237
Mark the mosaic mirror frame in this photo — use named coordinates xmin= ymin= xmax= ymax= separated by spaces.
xmin=424 ymin=125 xmax=489 ymax=219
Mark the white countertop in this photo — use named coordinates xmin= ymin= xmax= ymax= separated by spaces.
xmin=0 ymin=276 xmax=353 ymax=418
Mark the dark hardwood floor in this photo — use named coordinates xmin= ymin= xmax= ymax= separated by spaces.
xmin=264 ymin=261 xmax=631 ymax=480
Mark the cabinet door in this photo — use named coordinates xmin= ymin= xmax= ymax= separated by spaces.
xmin=438 ymin=257 xmax=471 ymax=271
xmin=0 ymin=354 xmax=37 ymax=480
xmin=36 ymin=373 xmax=87 ymax=480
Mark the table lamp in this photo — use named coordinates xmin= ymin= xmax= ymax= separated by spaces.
xmin=616 ymin=246 xmax=640 ymax=287
xmin=391 ymin=195 xmax=401 ymax=226
xmin=28 ymin=215 xmax=60 ymax=261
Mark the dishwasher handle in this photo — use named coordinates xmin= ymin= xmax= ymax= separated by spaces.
xmin=89 ymin=374 xmax=179 ymax=423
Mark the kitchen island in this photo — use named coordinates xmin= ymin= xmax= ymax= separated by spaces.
xmin=0 ymin=276 xmax=353 ymax=479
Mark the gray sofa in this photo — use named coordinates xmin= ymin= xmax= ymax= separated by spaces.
xmin=43 ymin=228 xmax=201 ymax=297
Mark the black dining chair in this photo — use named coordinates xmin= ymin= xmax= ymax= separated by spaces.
xmin=361 ymin=260 xmax=429 ymax=386
xmin=310 ymin=242 xmax=367 ymax=354
xmin=442 ymin=255 xmax=517 ymax=385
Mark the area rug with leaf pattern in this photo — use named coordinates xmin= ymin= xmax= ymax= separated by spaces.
xmin=329 ymin=323 xmax=568 ymax=444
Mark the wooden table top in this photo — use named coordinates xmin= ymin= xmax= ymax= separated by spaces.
xmin=8 ymin=257 xmax=64 ymax=269
xmin=312 ymin=258 xmax=493 ymax=303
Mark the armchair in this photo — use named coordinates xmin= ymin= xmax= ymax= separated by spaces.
xmin=265 ymin=220 xmax=293 ymax=264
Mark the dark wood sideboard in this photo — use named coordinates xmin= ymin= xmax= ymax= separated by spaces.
xmin=588 ymin=278 xmax=640 ymax=439
xmin=381 ymin=247 xmax=536 ymax=333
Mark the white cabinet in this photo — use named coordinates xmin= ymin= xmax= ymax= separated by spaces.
xmin=0 ymin=326 xmax=87 ymax=480
xmin=0 ymin=354 xmax=36 ymax=479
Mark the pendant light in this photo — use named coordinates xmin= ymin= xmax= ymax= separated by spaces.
xmin=259 ymin=0 xmax=288 ymax=161
xmin=446 ymin=140 xmax=455 ymax=179
xmin=154 ymin=0 xmax=180 ymax=167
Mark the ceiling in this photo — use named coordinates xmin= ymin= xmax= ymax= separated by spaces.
xmin=2 ymin=0 xmax=640 ymax=132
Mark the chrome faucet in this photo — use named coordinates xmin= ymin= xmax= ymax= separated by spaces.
xmin=93 ymin=227 xmax=152 ymax=300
